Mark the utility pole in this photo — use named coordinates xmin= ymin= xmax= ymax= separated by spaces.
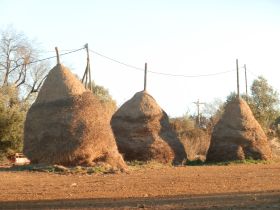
xmin=193 ymin=99 xmax=205 ymax=127
xmin=144 ymin=63 xmax=147 ymax=91
xmin=236 ymin=59 xmax=240 ymax=98
xmin=55 ymin=47 xmax=60 ymax=64
xmin=82 ymin=43 xmax=92 ymax=91
xmin=244 ymin=64 xmax=248 ymax=100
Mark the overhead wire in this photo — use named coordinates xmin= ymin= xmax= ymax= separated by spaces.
xmin=12 ymin=45 xmax=258 ymax=79
xmin=89 ymin=48 xmax=235 ymax=78
xmin=42 ymin=48 xmax=81 ymax=53
xmin=239 ymin=65 xmax=259 ymax=78
xmin=13 ymin=47 xmax=86 ymax=69
xmin=89 ymin=49 xmax=144 ymax=71
xmin=148 ymin=69 xmax=235 ymax=77
xmin=246 ymin=69 xmax=259 ymax=78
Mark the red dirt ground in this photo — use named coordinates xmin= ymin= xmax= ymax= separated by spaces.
xmin=1 ymin=163 xmax=280 ymax=209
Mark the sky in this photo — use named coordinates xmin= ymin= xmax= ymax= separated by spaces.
xmin=1 ymin=0 xmax=280 ymax=117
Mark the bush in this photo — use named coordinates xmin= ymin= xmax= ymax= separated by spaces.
xmin=170 ymin=117 xmax=210 ymax=161
xmin=0 ymin=86 xmax=28 ymax=158
xmin=91 ymin=83 xmax=117 ymax=117
xmin=170 ymin=116 xmax=195 ymax=137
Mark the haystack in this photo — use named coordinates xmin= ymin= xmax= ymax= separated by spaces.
xmin=207 ymin=97 xmax=272 ymax=162
xmin=23 ymin=64 xmax=126 ymax=170
xmin=111 ymin=91 xmax=187 ymax=164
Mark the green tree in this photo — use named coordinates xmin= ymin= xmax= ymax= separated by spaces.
xmin=248 ymin=76 xmax=280 ymax=130
xmin=0 ymin=26 xmax=49 ymax=158
xmin=0 ymin=86 xmax=28 ymax=158
xmin=91 ymin=82 xmax=117 ymax=116
xmin=170 ymin=114 xmax=196 ymax=135
xmin=202 ymin=98 xmax=225 ymax=131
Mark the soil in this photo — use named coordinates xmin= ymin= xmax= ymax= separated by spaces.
xmin=1 ymin=163 xmax=280 ymax=209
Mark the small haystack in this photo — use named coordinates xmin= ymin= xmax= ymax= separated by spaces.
xmin=111 ymin=91 xmax=187 ymax=164
xmin=207 ymin=97 xmax=272 ymax=162
xmin=23 ymin=64 xmax=126 ymax=170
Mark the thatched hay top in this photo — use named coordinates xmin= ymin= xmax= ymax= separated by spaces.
xmin=111 ymin=90 xmax=187 ymax=164
xmin=207 ymin=97 xmax=272 ymax=161
xmin=24 ymin=64 xmax=127 ymax=170
xmin=114 ymin=91 xmax=162 ymax=120
xmin=35 ymin=64 xmax=86 ymax=104
xmin=218 ymin=97 xmax=263 ymax=131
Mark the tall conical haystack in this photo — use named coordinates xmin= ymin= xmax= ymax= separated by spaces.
xmin=111 ymin=91 xmax=187 ymax=164
xmin=23 ymin=64 xmax=126 ymax=170
xmin=207 ymin=97 xmax=272 ymax=162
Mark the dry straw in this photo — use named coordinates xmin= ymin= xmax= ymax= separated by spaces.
xmin=111 ymin=91 xmax=187 ymax=164
xmin=24 ymin=64 xmax=127 ymax=170
xmin=207 ymin=97 xmax=272 ymax=162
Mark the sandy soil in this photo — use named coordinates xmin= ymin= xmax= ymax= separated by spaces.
xmin=1 ymin=163 xmax=280 ymax=209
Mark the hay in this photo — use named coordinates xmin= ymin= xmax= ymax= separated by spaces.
xmin=207 ymin=97 xmax=272 ymax=162
xmin=269 ymin=138 xmax=280 ymax=160
xmin=23 ymin=64 xmax=126 ymax=170
xmin=36 ymin=64 xmax=85 ymax=103
xmin=111 ymin=91 xmax=187 ymax=164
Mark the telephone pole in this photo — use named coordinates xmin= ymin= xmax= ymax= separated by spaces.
xmin=144 ymin=63 xmax=147 ymax=91
xmin=244 ymin=64 xmax=248 ymax=100
xmin=236 ymin=59 xmax=240 ymax=98
xmin=193 ymin=99 xmax=205 ymax=127
xmin=82 ymin=43 xmax=92 ymax=91
xmin=55 ymin=47 xmax=60 ymax=64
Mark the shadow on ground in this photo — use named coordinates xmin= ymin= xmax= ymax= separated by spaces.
xmin=1 ymin=191 xmax=280 ymax=210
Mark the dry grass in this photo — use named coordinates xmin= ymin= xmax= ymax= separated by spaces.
xmin=270 ymin=138 xmax=280 ymax=160
xmin=207 ymin=98 xmax=272 ymax=162
xmin=111 ymin=91 xmax=186 ymax=164
xmin=180 ymin=129 xmax=210 ymax=161
xmin=24 ymin=64 xmax=126 ymax=170
xmin=170 ymin=118 xmax=210 ymax=161
xmin=35 ymin=64 xmax=85 ymax=103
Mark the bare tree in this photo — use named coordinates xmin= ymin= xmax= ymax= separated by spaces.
xmin=0 ymin=27 xmax=49 ymax=101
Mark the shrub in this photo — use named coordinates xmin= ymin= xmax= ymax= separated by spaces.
xmin=0 ymin=86 xmax=28 ymax=158
xmin=170 ymin=117 xmax=210 ymax=161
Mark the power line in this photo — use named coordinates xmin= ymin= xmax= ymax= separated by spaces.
xmin=26 ymin=47 xmax=85 ymax=66
xmin=42 ymin=48 xmax=81 ymax=53
xmin=148 ymin=69 xmax=235 ymax=78
xmin=246 ymin=69 xmax=259 ymax=78
xmin=89 ymin=48 xmax=235 ymax=78
xmin=238 ymin=65 xmax=259 ymax=78
xmin=89 ymin=49 xmax=143 ymax=71
xmin=13 ymin=45 xmax=246 ymax=79
xmin=10 ymin=47 xmax=85 ymax=69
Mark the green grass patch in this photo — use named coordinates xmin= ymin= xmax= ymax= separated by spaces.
xmin=215 ymin=159 xmax=270 ymax=166
xmin=186 ymin=159 xmax=205 ymax=166
xmin=127 ymin=160 xmax=171 ymax=170
xmin=2 ymin=164 xmax=118 ymax=175
xmin=186 ymin=158 xmax=271 ymax=166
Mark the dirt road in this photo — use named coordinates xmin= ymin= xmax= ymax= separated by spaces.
xmin=1 ymin=163 xmax=280 ymax=209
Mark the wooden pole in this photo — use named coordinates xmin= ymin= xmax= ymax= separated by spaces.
xmin=244 ymin=64 xmax=248 ymax=99
xmin=82 ymin=67 xmax=87 ymax=83
xmin=144 ymin=63 xmax=147 ymax=91
xmin=82 ymin=44 xmax=92 ymax=90
xmin=85 ymin=43 xmax=92 ymax=90
xmin=55 ymin=47 xmax=60 ymax=64
xmin=193 ymin=99 xmax=205 ymax=127
xmin=197 ymin=99 xmax=201 ymax=126
xmin=85 ymin=68 xmax=88 ymax=87
xmin=236 ymin=59 xmax=240 ymax=98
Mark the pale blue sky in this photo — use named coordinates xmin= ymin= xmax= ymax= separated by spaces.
xmin=1 ymin=0 xmax=280 ymax=116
